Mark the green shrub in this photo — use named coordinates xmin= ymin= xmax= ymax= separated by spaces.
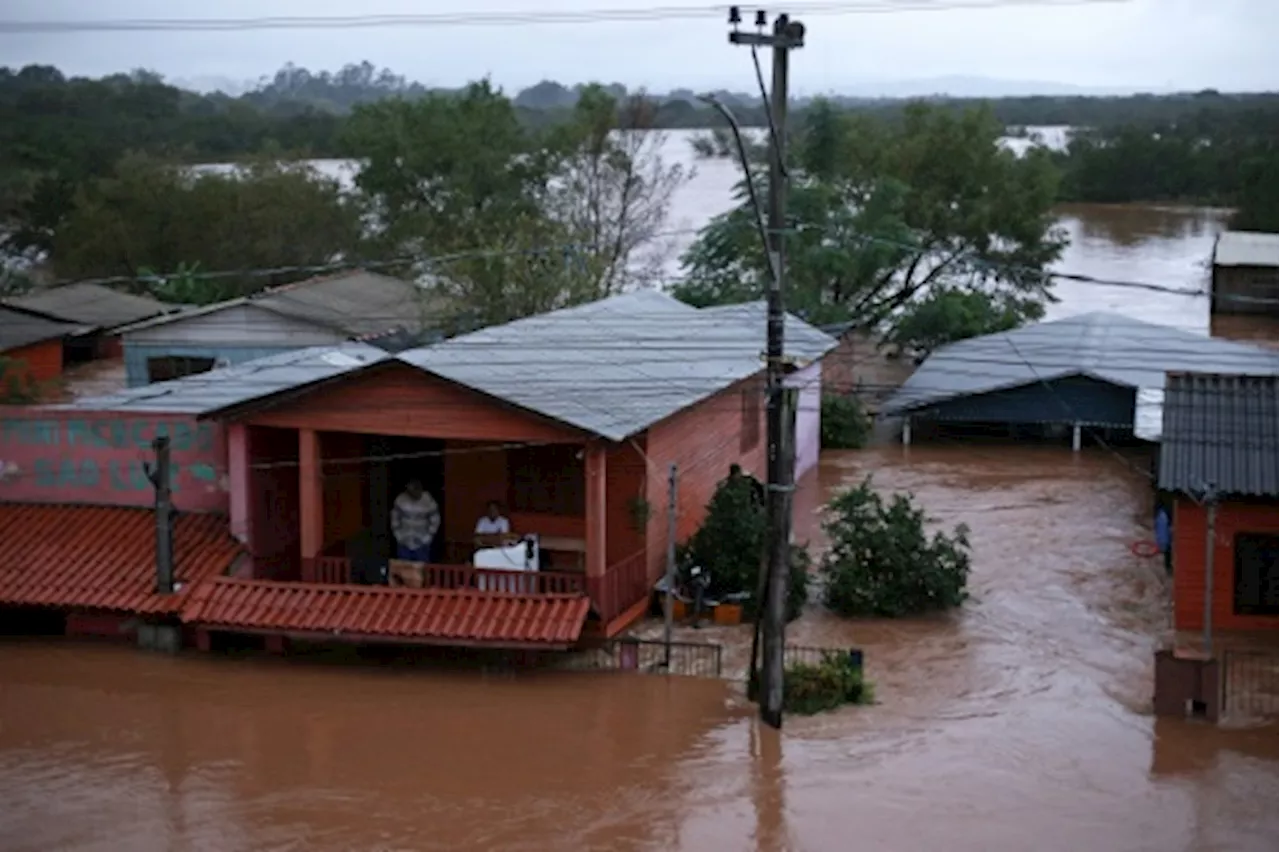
xmin=783 ymin=652 xmax=874 ymax=715
xmin=820 ymin=394 xmax=870 ymax=449
xmin=679 ymin=471 xmax=809 ymax=622
xmin=0 ymin=357 xmax=36 ymax=404
xmin=820 ymin=477 xmax=971 ymax=618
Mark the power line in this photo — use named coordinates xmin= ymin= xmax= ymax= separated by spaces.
xmin=0 ymin=1 xmax=1129 ymax=35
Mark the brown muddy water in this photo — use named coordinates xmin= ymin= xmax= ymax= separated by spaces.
xmin=2 ymin=444 xmax=1276 ymax=852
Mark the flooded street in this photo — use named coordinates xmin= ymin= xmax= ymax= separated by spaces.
xmin=2 ymin=445 xmax=1275 ymax=851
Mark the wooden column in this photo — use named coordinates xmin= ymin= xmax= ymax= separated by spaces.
xmin=584 ymin=443 xmax=608 ymax=580
xmin=227 ymin=423 xmax=252 ymax=545
xmin=298 ymin=428 xmax=324 ymax=580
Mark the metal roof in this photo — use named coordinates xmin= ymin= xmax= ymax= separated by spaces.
xmin=116 ymin=270 xmax=448 ymax=340
xmin=399 ymin=290 xmax=830 ymax=441
xmin=1212 ymin=231 xmax=1280 ymax=269
xmin=882 ymin=312 xmax=1279 ymax=416
xmin=67 ymin=292 xmax=835 ymax=440
xmin=1158 ymin=373 xmax=1278 ymax=498
xmin=697 ymin=301 xmax=838 ymax=364
xmin=5 ymin=283 xmax=176 ymax=330
xmin=63 ymin=343 xmax=389 ymax=414
xmin=0 ymin=305 xmax=87 ymax=352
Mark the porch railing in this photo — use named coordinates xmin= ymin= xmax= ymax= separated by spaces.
xmin=299 ymin=556 xmax=586 ymax=596
xmin=589 ymin=549 xmax=651 ymax=624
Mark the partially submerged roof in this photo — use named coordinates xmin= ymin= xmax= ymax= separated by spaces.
xmin=399 ymin=290 xmax=820 ymax=441
xmin=1158 ymin=373 xmax=1278 ymax=499
xmin=0 ymin=305 xmax=86 ymax=352
xmin=117 ymin=269 xmax=448 ymax=342
xmin=6 ymin=282 xmax=176 ymax=330
xmin=882 ymin=312 xmax=1279 ymax=416
xmin=63 ymin=343 xmax=388 ymax=414
xmin=182 ymin=578 xmax=592 ymax=649
xmin=697 ymin=301 xmax=838 ymax=364
xmin=1213 ymin=231 xmax=1279 ymax=269
xmin=0 ymin=504 xmax=242 ymax=615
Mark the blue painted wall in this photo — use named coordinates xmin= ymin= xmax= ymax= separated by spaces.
xmin=913 ymin=375 xmax=1137 ymax=428
xmin=123 ymin=342 xmax=303 ymax=387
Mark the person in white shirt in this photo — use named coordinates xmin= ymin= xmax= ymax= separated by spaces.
xmin=391 ymin=479 xmax=440 ymax=562
xmin=474 ymin=500 xmax=511 ymax=546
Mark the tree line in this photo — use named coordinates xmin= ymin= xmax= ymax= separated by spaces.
xmin=1 ymin=63 xmax=1275 ymax=355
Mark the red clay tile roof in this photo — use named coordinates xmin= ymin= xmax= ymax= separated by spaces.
xmin=182 ymin=578 xmax=591 ymax=648
xmin=0 ymin=504 xmax=243 ymax=615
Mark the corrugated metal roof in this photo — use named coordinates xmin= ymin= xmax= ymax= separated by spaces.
xmin=62 ymin=343 xmax=388 ymax=414
xmin=882 ymin=312 xmax=1279 ymax=417
xmin=0 ymin=306 xmax=86 ymax=352
xmin=400 ymin=290 xmax=833 ymax=441
xmin=182 ymin=578 xmax=591 ymax=648
xmin=116 ymin=270 xmax=448 ymax=341
xmin=0 ymin=504 xmax=243 ymax=614
xmin=6 ymin=283 xmax=175 ymax=329
xmin=1158 ymin=373 xmax=1278 ymax=498
xmin=697 ymin=301 xmax=838 ymax=364
xmin=1213 ymin=231 xmax=1280 ymax=268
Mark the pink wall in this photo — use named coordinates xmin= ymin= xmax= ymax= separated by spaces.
xmin=0 ymin=408 xmax=227 ymax=513
xmin=786 ymin=360 xmax=822 ymax=481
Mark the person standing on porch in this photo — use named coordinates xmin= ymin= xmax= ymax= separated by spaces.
xmin=392 ymin=479 xmax=440 ymax=562
xmin=1154 ymin=503 xmax=1172 ymax=574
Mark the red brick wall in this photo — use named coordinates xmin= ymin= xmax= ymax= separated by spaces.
xmin=641 ymin=373 xmax=768 ymax=582
xmin=1173 ymin=497 xmax=1279 ymax=632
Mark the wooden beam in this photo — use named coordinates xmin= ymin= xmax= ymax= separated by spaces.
xmin=584 ymin=442 xmax=608 ymax=579
xmin=298 ymin=428 xmax=323 ymax=571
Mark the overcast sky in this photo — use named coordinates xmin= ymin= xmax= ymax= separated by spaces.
xmin=0 ymin=0 xmax=1275 ymax=95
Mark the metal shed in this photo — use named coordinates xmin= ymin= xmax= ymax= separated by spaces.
xmin=881 ymin=312 xmax=1279 ymax=448
xmin=1211 ymin=231 xmax=1279 ymax=317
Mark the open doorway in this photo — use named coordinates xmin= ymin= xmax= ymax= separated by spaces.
xmin=365 ymin=434 xmax=446 ymax=563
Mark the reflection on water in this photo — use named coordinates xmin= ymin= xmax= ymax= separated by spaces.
xmin=2 ymin=444 xmax=1274 ymax=851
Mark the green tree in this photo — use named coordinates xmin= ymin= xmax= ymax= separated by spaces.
xmin=674 ymin=100 xmax=1065 ymax=337
xmin=679 ymin=472 xmax=809 ymax=621
xmin=820 ymin=394 xmax=871 ymax=449
xmin=820 ymin=478 xmax=971 ymax=618
xmin=886 ymin=287 xmax=1040 ymax=357
xmin=51 ymin=153 xmax=360 ymax=302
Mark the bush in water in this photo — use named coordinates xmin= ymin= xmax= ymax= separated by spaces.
xmin=820 ymin=477 xmax=971 ymax=618
xmin=782 ymin=652 xmax=874 ymax=715
xmin=679 ymin=471 xmax=810 ymax=621
xmin=820 ymin=394 xmax=870 ymax=449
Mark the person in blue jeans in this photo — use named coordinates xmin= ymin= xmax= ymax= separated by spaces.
xmin=1154 ymin=504 xmax=1172 ymax=574
xmin=392 ymin=479 xmax=440 ymax=562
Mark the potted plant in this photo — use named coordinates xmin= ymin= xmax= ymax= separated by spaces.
xmin=627 ymin=496 xmax=652 ymax=532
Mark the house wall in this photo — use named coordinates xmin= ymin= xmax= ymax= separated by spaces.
xmin=245 ymin=425 xmax=300 ymax=579
xmin=787 ymin=360 xmax=822 ymax=481
xmin=122 ymin=303 xmax=346 ymax=387
xmin=1212 ymin=265 xmax=1278 ymax=317
xmin=914 ymin=376 xmax=1137 ymax=428
xmin=3 ymin=339 xmax=64 ymax=391
xmin=642 ymin=373 xmax=768 ymax=582
xmin=244 ymin=362 xmax=586 ymax=444
xmin=1172 ymin=497 xmax=1279 ymax=632
xmin=0 ymin=408 xmax=227 ymax=512
xmin=821 ymin=330 xmax=915 ymax=412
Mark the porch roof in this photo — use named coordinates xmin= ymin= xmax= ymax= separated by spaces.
xmin=0 ymin=504 xmax=243 ymax=615
xmin=182 ymin=578 xmax=592 ymax=649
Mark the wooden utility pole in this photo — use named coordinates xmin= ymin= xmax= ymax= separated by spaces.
xmin=147 ymin=435 xmax=175 ymax=594
xmin=729 ymin=7 xmax=805 ymax=729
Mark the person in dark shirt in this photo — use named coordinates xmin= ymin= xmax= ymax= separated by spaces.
xmin=728 ymin=463 xmax=766 ymax=510
xmin=1155 ymin=504 xmax=1172 ymax=573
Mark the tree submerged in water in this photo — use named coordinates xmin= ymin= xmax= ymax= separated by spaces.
xmin=820 ymin=478 xmax=971 ymax=618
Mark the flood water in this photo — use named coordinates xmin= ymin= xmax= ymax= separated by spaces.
xmin=2 ymin=445 xmax=1275 ymax=851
